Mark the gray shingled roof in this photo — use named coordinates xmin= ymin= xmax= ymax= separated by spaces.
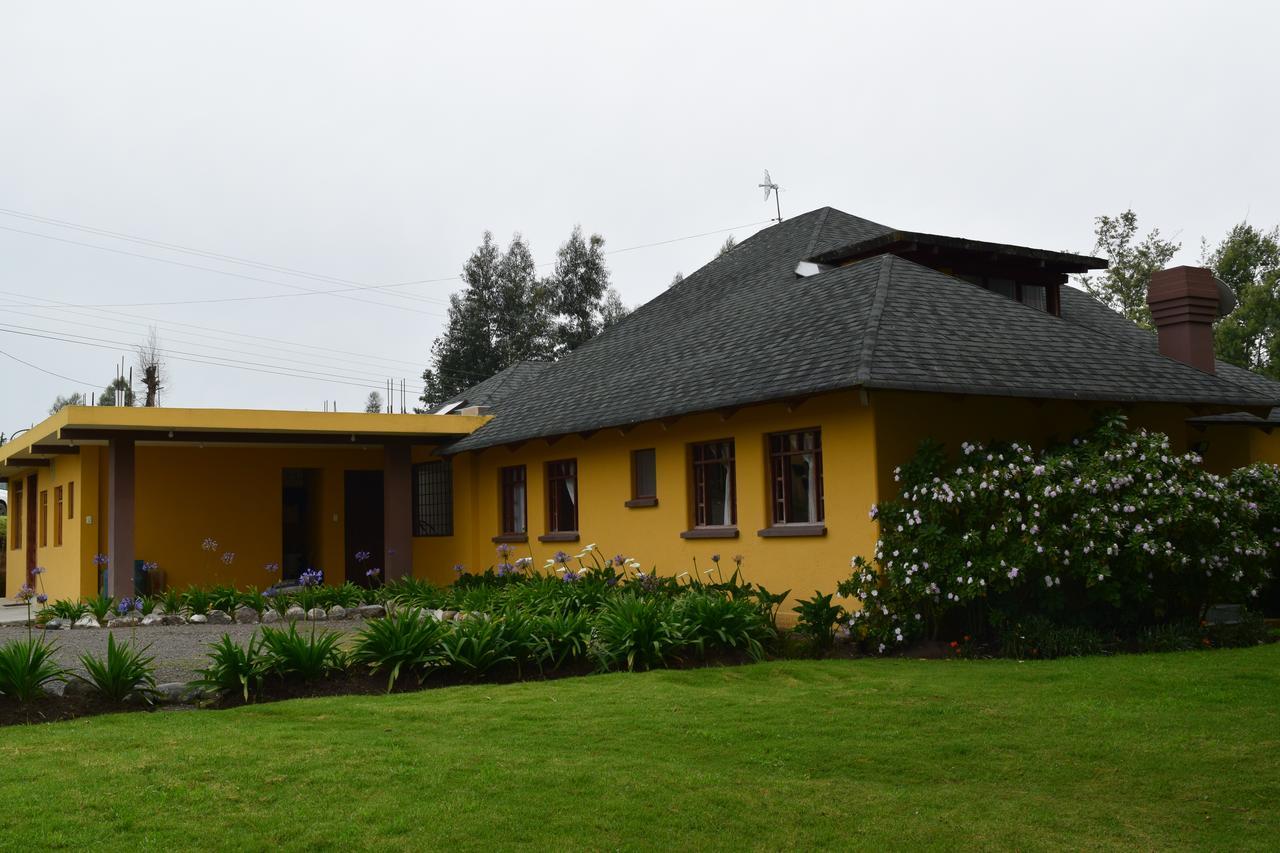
xmin=444 ymin=208 xmax=1280 ymax=453
xmin=443 ymin=361 xmax=551 ymax=411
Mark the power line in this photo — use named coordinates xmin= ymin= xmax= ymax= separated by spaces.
xmin=0 ymin=345 xmax=95 ymax=386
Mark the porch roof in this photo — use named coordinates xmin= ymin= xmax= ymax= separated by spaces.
xmin=0 ymin=406 xmax=488 ymax=477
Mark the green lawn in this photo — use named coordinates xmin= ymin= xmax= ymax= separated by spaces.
xmin=2 ymin=647 xmax=1278 ymax=851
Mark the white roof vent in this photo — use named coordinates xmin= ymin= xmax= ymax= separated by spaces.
xmin=795 ymin=261 xmax=833 ymax=278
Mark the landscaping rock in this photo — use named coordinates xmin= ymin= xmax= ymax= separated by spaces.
xmin=43 ymin=618 xmax=66 ymax=630
xmin=327 ymin=605 xmax=347 ymax=620
xmin=261 ymin=609 xmax=281 ymax=624
xmin=306 ymin=607 xmax=328 ymax=621
xmin=188 ymin=613 xmax=208 ymax=624
xmin=41 ymin=680 xmax=67 ymax=698
xmin=442 ymin=610 xmax=459 ymax=622
xmin=74 ymin=614 xmax=101 ymax=629
xmin=141 ymin=613 xmax=166 ymax=627
xmin=354 ymin=604 xmax=385 ymax=619
xmin=155 ymin=681 xmax=190 ymax=704
xmin=107 ymin=615 xmax=140 ymax=628
xmin=285 ymin=606 xmax=306 ymax=622
xmin=63 ymin=677 xmax=95 ymax=699
xmin=233 ymin=606 xmax=259 ymax=624
xmin=206 ymin=609 xmax=233 ymax=625
xmin=162 ymin=613 xmax=187 ymax=626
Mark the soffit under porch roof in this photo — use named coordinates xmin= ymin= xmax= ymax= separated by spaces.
xmin=0 ymin=406 xmax=489 ymax=477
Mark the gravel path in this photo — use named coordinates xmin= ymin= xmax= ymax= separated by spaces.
xmin=0 ymin=620 xmax=371 ymax=683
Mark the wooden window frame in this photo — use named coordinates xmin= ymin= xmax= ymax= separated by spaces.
xmin=960 ymin=273 xmax=1060 ymax=315
xmin=39 ymin=489 xmax=48 ymax=548
xmin=54 ymin=486 xmax=64 ymax=547
xmin=412 ymin=460 xmax=453 ymax=537
xmin=543 ymin=458 xmax=579 ymax=538
xmin=760 ymin=428 xmax=826 ymax=537
xmin=67 ymin=481 xmax=75 ymax=520
xmin=683 ymin=438 xmax=738 ymax=537
xmin=627 ymin=448 xmax=658 ymax=507
xmin=497 ymin=465 xmax=528 ymax=541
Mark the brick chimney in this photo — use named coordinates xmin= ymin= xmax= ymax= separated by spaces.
xmin=1147 ymin=266 xmax=1221 ymax=374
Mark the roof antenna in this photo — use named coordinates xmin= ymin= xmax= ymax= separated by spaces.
xmin=759 ymin=170 xmax=782 ymax=224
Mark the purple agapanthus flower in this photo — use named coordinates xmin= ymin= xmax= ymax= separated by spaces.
xmin=453 ymin=563 xmax=465 ymax=575
xmin=93 ymin=553 xmax=109 ymax=567
xmin=711 ymin=554 xmax=720 ymax=563
xmin=36 ymin=593 xmax=48 ymax=604
xmin=355 ymin=550 xmax=372 ymax=563
xmin=201 ymin=538 xmax=218 ymax=552
xmin=134 ymin=597 xmax=144 ymax=613
xmin=15 ymin=584 xmax=34 ymax=602
xmin=496 ymin=562 xmax=513 ymax=577
xmin=264 ymin=562 xmax=280 ymax=574
xmin=365 ymin=566 xmax=382 ymax=578
xmin=561 ymin=569 xmax=580 ymax=583
xmin=496 ymin=543 xmax=513 ymax=559
xmin=118 ymin=597 xmax=132 ymax=615
xmin=613 ymin=554 xmax=626 ymax=567
xmin=221 ymin=552 xmax=236 ymax=565
xmin=142 ymin=561 xmax=159 ymax=573
xmin=299 ymin=568 xmax=324 ymax=587
xmin=263 ymin=587 xmax=277 ymax=598
xmin=31 ymin=566 xmax=45 ymax=576
xmin=553 ymin=550 xmax=570 ymax=565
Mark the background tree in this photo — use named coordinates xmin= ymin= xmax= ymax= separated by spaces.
xmin=1078 ymin=210 xmax=1180 ymax=328
xmin=545 ymin=225 xmax=611 ymax=353
xmin=365 ymin=391 xmax=384 ymax=413
xmin=49 ymin=392 xmax=87 ymax=415
xmin=136 ymin=326 xmax=167 ymax=407
xmin=98 ymin=376 xmax=136 ymax=407
xmin=669 ymin=271 xmax=684 ymax=288
xmin=420 ymin=232 xmax=553 ymax=407
xmin=600 ymin=288 xmax=630 ymax=329
xmin=716 ymin=235 xmax=738 ymax=258
xmin=1206 ymin=223 xmax=1280 ymax=378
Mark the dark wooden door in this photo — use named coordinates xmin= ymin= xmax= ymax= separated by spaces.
xmin=343 ymin=470 xmax=383 ymax=587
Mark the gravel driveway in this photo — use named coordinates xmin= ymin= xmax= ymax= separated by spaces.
xmin=0 ymin=619 xmax=371 ymax=683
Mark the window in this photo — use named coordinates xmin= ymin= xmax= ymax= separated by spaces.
xmin=958 ymin=274 xmax=1059 ymax=314
xmin=769 ymin=429 xmax=824 ymax=526
xmin=628 ymin=448 xmax=657 ymax=507
xmin=546 ymin=459 xmax=578 ymax=533
xmin=67 ymin=481 xmax=74 ymax=520
xmin=499 ymin=465 xmax=527 ymax=536
xmin=412 ymin=460 xmax=453 ymax=537
xmin=691 ymin=439 xmax=736 ymax=528
xmin=10 ymin=481 xmax=21 ymax=550
xmin=54 ymin=486 xmax=64 ymax=546
xmin=39 ymin=490 xmax=48 ymax=548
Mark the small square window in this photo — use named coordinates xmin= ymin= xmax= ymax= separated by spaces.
xmin=629 ymin=449 xmax=657 ymax=506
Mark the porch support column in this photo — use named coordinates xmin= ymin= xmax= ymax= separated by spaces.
xmin=383 ymin=441 xmax=412 ymax=582
xmin=107 ymin=437 xmax=136 ymax=598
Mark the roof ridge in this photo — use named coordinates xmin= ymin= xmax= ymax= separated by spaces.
xmin=854 ymin=254 xmax=894 ymax=385
xmin=802 ymin=207 xmax=832 ymax=258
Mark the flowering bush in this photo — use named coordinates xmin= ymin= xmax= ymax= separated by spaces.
xmin=839 ymin=413 xmax=1277 ymax=653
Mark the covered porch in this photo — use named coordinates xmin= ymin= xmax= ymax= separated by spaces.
xmin=0 ymin=407 xmax=486 ymax=599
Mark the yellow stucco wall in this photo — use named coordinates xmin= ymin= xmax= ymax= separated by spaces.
xmin=6 ymin=454 xmax=90 ymax=602
xmin=4 ymin=391 xmax=1266 ymax=604
xmin=429 ymin=391 xmax=879 ymax=599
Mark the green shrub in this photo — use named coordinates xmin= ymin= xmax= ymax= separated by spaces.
xmin=209 ymin=584 xmax=239 ymax=613
xmin=85 ymin=594 xmax=114 ymax=624
xmin=195 ymin=634 xmax=268 ymax=702
xmin=1135 ymin=623 xmax=1197 ymax=654
xmin=49 ymin=598 xmax=90 ymax=623
xmin=528 ymin=609 xmax=592 ymax=672
xmin=0 ymin=637 xmax=66 ymax=702
xmin=314 ymin=582 xmax=366 ymax=610
xmin=182 ymin=586 xmax=213 ymax=616
xmin=1205 ymin=612 xmax=1270 ymax=649
xmin=791 ymin=592 xmax=842 ymax=652
xmin=438 ymin=617 xmax=517 ymax=677
xmin=592 ymin=594 xmax=684 ymax=671
xmin=995 ymin=616 xmax=1108 ymax=659
xmin=260 ymin=624 xmax=347 ymax=682
xmin=158 ymin=587 xmax=183 ymax=616
xmin=840 ymin=413 xmax=1279 ymax=653
xmin=74 ymin=633 xmax=159 ymax=704
xmin=676 ymin=591 xmax=772 ymax=660
xmin=350 ymin=613 xmax=447 ymax=691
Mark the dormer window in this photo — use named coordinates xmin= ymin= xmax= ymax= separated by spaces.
xmin=959 ymin=275 xmax=1057 ymax=315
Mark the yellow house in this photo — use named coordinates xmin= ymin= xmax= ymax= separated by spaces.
xmin=5 ymin=207 xmax=1280 ymax=603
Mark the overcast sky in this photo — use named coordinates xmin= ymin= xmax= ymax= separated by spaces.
xmin=1 ymin=1 xmax=1277 ymax=430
